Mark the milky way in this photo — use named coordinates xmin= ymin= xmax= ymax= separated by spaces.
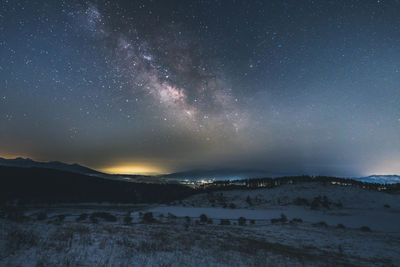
xmin=79 ymin=3 xmax=245 ymax=134
xmin=1 ymin=0 xmax=400 ymax=176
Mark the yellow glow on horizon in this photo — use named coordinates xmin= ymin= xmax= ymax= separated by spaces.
xmin=100 ymin=164 xmax=166 ymax=175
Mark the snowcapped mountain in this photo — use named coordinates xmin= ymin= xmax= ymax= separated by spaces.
xmin=354 ymin=175 xmax=400 ymax=184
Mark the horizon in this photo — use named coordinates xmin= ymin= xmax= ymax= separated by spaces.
xmin=0 ymin=155 xmax=399 ymax=178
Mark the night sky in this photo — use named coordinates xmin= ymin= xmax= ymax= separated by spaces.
xmin=1 ymin=0 xmax=400 ymax=176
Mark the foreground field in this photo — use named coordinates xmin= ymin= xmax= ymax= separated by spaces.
xmin=1 ymin=183 xmax=399 ymax=266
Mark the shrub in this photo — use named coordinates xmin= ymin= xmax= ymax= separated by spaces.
xmin=124 ymin=215 xmax=132 ymax=224
xmin=293 ymin=197 xmax=309 ymax=206
xmin=384 ymin=204 xmax=390 ymax=208
xmin=76 ymin=213 xmax=88 ymax=222
xmin=337 ymin=223 xmax=346 ymax=229
xmin=168 ymin=213 xmax=177 ymax=219
xmin=322 ymin=195 xmax=331 ymax=209
xmin=57 ymin=214 xmax=66 ymax=222
xmin=250 ymin=219 xmax=255 ymax=225
xmin=290 ymin=218 xmax=303 ymax=223
xmin=335 ymin=201 xmax=343 ymax=208
xmin=90 ymin=212 xmax=117 ymax=222
xmin=142 ymin=212 xmax=155 ymax=223
xmin=185 ymin=216 xmax=191 ymax=223
xmin=229 ymin=203 xmax=236 ymax=209
xmin=271 ymin=214 xmax=287 ymax=224
xmin=37 ymin=212 xmax=47 ymax=221
xmin=238 ymin=217 xmax=246 ymax=226
xmin=246 ymin=196 xmax=253 ymax=206
xmin=310 ymin=198 xmax=320 ymax=210
xmin=207 ymin=218 xmax=213 ymax=224
xmin=220 ymin=219 xmax=230 ymax=225
xmin=200 ymin=214 xmax=208 ymax=223
xmin=360 ymin=226 xmax=371 ymax=232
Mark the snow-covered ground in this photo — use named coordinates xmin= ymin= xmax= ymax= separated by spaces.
xmin=0 ymin=182 xmax=399 ymax=266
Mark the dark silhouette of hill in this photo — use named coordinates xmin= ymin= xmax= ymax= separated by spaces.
xmin=0 ymin=157 xmax=103 ymax=176
xmin=0 ymin=166 xmax=194 ymax=204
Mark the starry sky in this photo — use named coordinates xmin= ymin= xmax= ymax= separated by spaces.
xmin=1 ymin=0 xmax=400 ymax=176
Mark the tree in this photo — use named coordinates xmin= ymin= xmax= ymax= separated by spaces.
xmin=238 ymin=217 xmax=246 ymax=226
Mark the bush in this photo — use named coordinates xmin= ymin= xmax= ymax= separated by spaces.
xmin=76 ymin=213 xmax=88 ymax=222
xmin=250 ymin=219 xmax=255 ymax=225
xmin=271 ymin=214 xmax=287 ymax=224
xmin=246 ymin=196 xmax=253 ymax=206
xmin=337 ymin=223 xmax=346 ymax=229
xmin=384 ymin=204 xmax=390 ymax=208
xmin=56 ymin=214 xmax=66 ymax=222
xmin=168 ymin=213 xmax=177 ymax=219
xmin=37 ymin=212 xmax=47 ymax=221
xmin=207 ymin=218 xmax=213 ymax=224
xmin=220 ymin=219 xmax=230 ymax=225
xmin=293 ymin=197 xmax=309 ymax=206
xmin=335 ymin=201 xmax=343 ymax=208
xmin=142 ymin=212 xmax=155 ymax=223
xmin=200 ymin=214 xmax=208 ymax=223
xmin=229 ymin=203 xmax=236 ymax=209
xmin=238 ymin=217 xmax=246 ymax=226
xmin=360 ymin=226 xmax=371 ymax=232
xmin=310 ymin=198 xmax=320 ymax=210
xmin=290 ymin=218 xmax=303 ymax=223
xmin=90 ymin=212 xmax=117 ymax=222
xmin=185 ymin=216 xmax=191 ymax=223
xmin=124 ymin=215 xmax=132 ymax=224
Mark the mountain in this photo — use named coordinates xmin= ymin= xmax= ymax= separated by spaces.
xmin=354 ymin=175 xmax=400 ymax=184
xmin=0 ymin=157 xmax=103 ymax=176
xmin=161 ymin=169 xmax=273 ymax=181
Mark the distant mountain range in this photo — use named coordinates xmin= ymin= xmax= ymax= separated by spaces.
xmin=0 ymin=157 xmax=399 ymax=185
xmin=353 ymin=175 xmax=400 ymax=184
xmin=0 ymin=157 xmax=103 ymax=176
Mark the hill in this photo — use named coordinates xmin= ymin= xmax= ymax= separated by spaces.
xmin=0 ymin=166 xmax=194 ymax=204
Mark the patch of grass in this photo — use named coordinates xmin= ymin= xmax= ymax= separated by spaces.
xmin=6 ymin=229 xmax=38 ymax=252
xmin=76 ymin=213 xmax=88 ymax=222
